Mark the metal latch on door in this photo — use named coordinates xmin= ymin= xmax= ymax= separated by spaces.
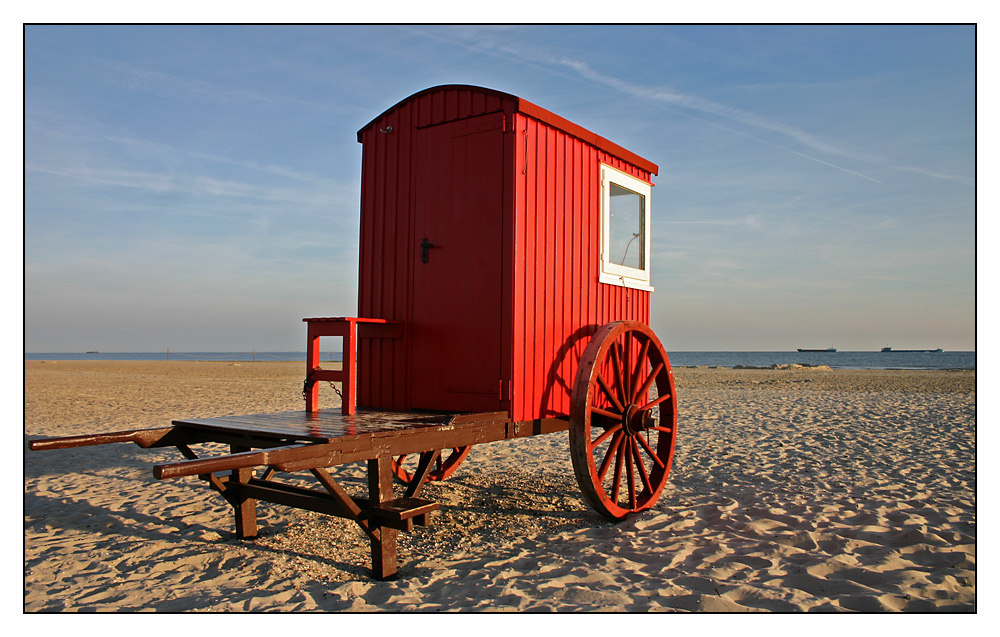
xmin=420 ymin=238 xmax=434 ymax=263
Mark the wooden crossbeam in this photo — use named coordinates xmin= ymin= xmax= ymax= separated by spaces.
xmin=153 ymin=442 xmax=338 ymax=480
xmin=404 ymin=448 xmax=441 ymax=498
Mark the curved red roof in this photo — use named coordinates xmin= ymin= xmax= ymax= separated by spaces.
xmin=357 ymin=84 xmax=658 ymax=175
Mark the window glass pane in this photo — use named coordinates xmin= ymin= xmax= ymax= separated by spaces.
xmin=608 ymin=183 xmax=645 ymax=270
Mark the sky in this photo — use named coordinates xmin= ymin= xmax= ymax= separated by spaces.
xmin=23 ymin=24 xmax=977 ymax=353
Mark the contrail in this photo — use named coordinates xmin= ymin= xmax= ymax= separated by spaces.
xmin=553 ymin=57 xmax=885 ymax=183
xmin=405 ymin=27 xmax=968 ymax=187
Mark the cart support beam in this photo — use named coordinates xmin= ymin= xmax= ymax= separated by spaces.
xmin=404 ymin=448 xmax=441 ymax=499
xmin=231 ymin=445 xmax=258 ymax=539
xmin=368 ymin=455 xmax=398 ymax=579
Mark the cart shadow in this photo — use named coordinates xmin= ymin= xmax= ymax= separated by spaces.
xmin=26 ymin=434 xmax=605 ymax=584
xmin=538 ymin=325 xmax=599 ymax=418
xmin=420 ymin=473 xmax=605 ymax=524
xmin=23 ymin=488 xmax=371 ymax=578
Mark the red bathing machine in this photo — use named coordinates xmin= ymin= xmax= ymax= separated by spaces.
xmin=346 ymin=84 xmax=659 ymax=424
xmin=31 ymin=86 xmax=679 ymax=581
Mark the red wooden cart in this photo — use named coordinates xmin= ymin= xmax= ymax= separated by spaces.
xmin=29 ymin=86 xmax=678 ymax=580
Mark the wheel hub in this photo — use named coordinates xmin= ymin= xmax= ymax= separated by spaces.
xmin=622 ymin=404 xmax=649 ymax=436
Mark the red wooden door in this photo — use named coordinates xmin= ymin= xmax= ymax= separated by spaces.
xmin=410 ymin=113 xmax=505 ymax=412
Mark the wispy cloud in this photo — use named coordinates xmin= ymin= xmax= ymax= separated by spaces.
xmin=890 ymin=164 xmax=974 ymax=186
xmin=663 ymin=214 xmax=765 ymax=228
xmin=27 ymin=161 xmax=356 ymax=221
xmin=545 ymin=56 xmax=978 ymax=188
xmin=75 ymin=54 xmax=351 ymax=114
xmin=414 ymin=28 xmax=970 ymax=188
xmin=25 ymin=117 xmax=359 ymax=220
xmin=27 ymin=163 xmax=177 ymax=194
xmin=526 ymin=52 xmax=886 ymax=183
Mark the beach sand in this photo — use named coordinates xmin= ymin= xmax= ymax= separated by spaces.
xmin=23 ymin=361 xmax=975 ymax=612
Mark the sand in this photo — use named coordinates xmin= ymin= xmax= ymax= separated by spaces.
xmin=23 ymin=361 xmax=976 ymax=612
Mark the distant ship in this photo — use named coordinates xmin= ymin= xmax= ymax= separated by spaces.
xmin=86 ymin=350 xmax=100 ymax=354
xmin=881 ymin=347 xmax=943 ymax=353
xmin=797 ymin=348 xmax=836 ymax=352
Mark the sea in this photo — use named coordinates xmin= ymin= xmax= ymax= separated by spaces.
xmin=24 ymin=350 xmax=975 ymax=370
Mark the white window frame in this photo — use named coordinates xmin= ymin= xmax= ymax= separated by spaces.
xmin=598 ymin=164 xmax=654 ymax=291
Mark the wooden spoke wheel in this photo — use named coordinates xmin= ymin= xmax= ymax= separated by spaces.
xmin=569 ymin=321 xmax=678 ymax=520
xmin=392 ymin=447 xmax=472 ymax=486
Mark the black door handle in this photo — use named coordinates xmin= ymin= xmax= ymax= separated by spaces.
xmin=420 ymin=238 xmax=434 ymax=263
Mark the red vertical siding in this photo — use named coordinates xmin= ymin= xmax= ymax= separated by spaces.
xmin=358 ymin=100 xmax=414 ymax=409
xmin=509 ymin=114 xmax=652 ymax=423
xmin=355 ymin=86 xmax=655 ymax=418
xmin=499 ymin=110 xmax=517 ymax=414
xmin=357 ymin=89 xmax=516 ymax=410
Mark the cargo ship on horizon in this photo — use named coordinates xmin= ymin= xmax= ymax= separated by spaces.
xmin=881 ymin=347 xmax=943 ymax=353
xmin=797 ymin=347 xmax=836 ymax=353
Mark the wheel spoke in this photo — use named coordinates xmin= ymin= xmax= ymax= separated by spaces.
xmin=634 ymin=361 xmax=664 ymax=406
xmin=650 ymin=425 xmax=673 ymax=435
xmin=623 ymin=334 xmax=632 ymax=400
xmin=597 ymin=431 xmax=624 ymax=482
xmin=629 ymin=339 xmax=650 ymax=403
xmin=395 ymin=446 xmax=471 ymax=486
xmin=635 ymin=430 xmax=666 ymax=470
xmin=632 ymin=437 xmax=653 ymax=493
xmin=590 ymin=422 xmax=623 ymax=452
xmin=394 ymin=455 xmax=411 ymax=479
xmin=591 ymin=405 xmax=623 ymax=421
xmin=625 ymin=438 xmax=637 ymax=509
xmin=638 ymin=393 xmax=673 ymax=412
xmin=610 ymin=343 xmax=627 ymax=407
xmin=610 ymin=440 xmax=625 ymax=503
xmin=596 ymin=371 xmax=624 ymax=413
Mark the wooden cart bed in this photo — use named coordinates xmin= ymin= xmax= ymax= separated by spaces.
xmin=30 ymin=408 xmax=569 ymax=580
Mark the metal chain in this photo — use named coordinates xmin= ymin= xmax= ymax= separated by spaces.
xmin=329 ymin=381 xmax=343 ymax=400
xmin=302 ymin=378 xmax=343 ymax=402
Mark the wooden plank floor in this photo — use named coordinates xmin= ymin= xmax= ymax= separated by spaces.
xmin=172 ymin=409 xmax=498 ymax=443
